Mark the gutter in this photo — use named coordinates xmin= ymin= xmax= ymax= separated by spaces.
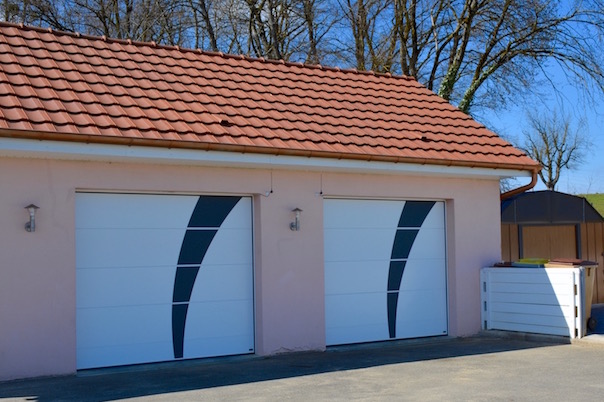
xmin=0 ymin=128 xmax=543 ymax=175
xmin=500 ymin=168 xmax=540 ymax=200
xmin=0 ymin=137 xmax=534 ymax=180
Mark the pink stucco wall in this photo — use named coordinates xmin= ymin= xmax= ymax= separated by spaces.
xmin=0 ymin=156 xmax=502 ymax=381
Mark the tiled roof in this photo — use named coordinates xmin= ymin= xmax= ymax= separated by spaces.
xmin=0 ymin=23 xmax=539 ymax=171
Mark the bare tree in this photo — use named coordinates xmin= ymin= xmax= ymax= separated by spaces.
xmin=302 ymin=0 xmax=319 ymax=64
xmin=394 ymin=0 xmax=604 ymax=115
xmin=338 ymin=0 xmax=604 ymax=115
xmin=8 ymin=0 xmax=194 ymax=45
xmin=2 ymin=0 xmax=33 ymax=23
xmin=1 ymin=0 xmax=71 ymax=28
xmin=522 ymin=110 xmax=588 ymax=191
xmin=67 ymin=0 xmax=192 ymax=44
xmin=335 ymin=0 xmax=604 ymax=115
xmin=338 ymin=0 xmax=396 ymax=71
xmin=187 ymin=0 xmax=218 ymax=50
xmin=244 ymin=0 xmax=319 ymax=60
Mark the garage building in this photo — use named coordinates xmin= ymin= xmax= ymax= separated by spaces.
xmin=0 ymin=23 xmax=539 ymax=380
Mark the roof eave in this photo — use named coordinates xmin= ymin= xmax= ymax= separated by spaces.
xmin=0 ymin=128 xmax=540 ymax=175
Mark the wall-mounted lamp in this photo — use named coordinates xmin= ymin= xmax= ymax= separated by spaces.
xmin=24 ymin=204 xmax=39 ymax=232
xmin=289 ymin=208 xmax=302 ymax=231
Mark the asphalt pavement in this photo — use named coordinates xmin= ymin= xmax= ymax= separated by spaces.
xmin=2 ymin=332 xmax=604 ymax=402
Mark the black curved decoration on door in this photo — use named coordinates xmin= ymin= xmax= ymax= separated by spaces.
xmin=172 ymin=196 xmax=241 ymax=359
xmin=387 ymin=201 xmax=435 ymax=339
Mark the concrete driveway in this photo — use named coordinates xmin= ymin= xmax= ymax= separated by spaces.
xmin=1 ymin=334 xmax=603 ymax=402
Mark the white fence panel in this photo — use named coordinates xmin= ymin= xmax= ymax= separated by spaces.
xmin=481 ymin=267 xmax=585 ymax=338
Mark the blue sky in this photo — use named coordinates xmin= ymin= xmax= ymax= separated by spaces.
xmin=477 ymin=64 xmax=604 ymax=195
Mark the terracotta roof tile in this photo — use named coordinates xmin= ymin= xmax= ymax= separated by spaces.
xmin=0 ymin=23 xmax=538 ymax=171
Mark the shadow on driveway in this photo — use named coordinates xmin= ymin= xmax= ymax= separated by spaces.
xmin=0 ymin=334 xmax=568 ymax=402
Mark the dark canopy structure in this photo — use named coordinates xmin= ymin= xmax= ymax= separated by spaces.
xmin=501 ymin=190 xmax=604 ymax=224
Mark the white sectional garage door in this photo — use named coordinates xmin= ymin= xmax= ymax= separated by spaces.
xmin=324 ymin=199 xmax=447 ymax=345
xmin=75 ymin=193 xmax=254 ymax=369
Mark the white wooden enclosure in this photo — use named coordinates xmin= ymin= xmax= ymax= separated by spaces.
xmin=480 ymin=267 xmax=587 ymax=338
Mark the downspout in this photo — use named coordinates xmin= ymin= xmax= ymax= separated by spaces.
xmin=500 ymin=168 xmax=539 ymax=201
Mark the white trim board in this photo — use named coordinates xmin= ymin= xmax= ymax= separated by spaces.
xmin=0 ymin=137 xmax=531 ymax=179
